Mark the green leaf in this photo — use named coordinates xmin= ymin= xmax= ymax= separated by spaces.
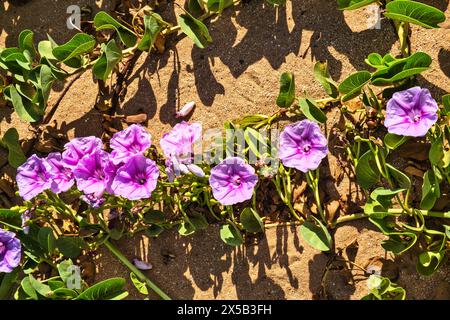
xmin=130 ymin=272 xmax=148 ymax=295
xmin=56 ymin=237 xmax=85 ymax=259
xmin=338 ymin=71 xmax=371 ymax=102
xmin=371 ymin=52 xmax=431 ymax=86
xmin=365 ymin=52 xmax=384 ymax=69
xmin=0 ymin=268 xmax=19 ymax=299
xmin=417 ymin=251 xmax=446 ymax=276
xmin=429 ymin=132 xmax=444 ymax=166
xmin=20 ymin=276 xmax=38 ymax=300
xmin=298 ymin=97 xmax=327 ymax=123
xmin=355 ymin=150 xmax=380 ymax=189
xmin=364 ymin=200 xmax=390 ymax=219
xmin=240 ymin=208 xmax=264 ymax=233
xmin=219 ymin=223 xmax=243 ymax=246
xmin=52 ymin=288 xmax=78 ymax=299
xmin=178 ymin=221 xmax=196 ymax=236
xmin=370 ymin=188 xmax=405 ymax=209
xmin=75 ymin=278 xmax=128 ymax=300
xmin=52 ymin=33 xmax=96 ymax=68
xmin=143 ymin=209 xmax=165 ymax=225
xmin=420 ymin=169 xmax=440 ymax=210
xmin=337 ymin=0 xmax=377 ymax=10
xmin=92 ymin=40 xmax=123 ymax=81
xmin=3 ymin=85 xmax=42 ymax=122
xmin=57 ymin=259 xmax=74 ymax=283
xmin=384 ymin=0 xmax=446 ymax=29
xmin=369 ymin=217 xmax=418 ymax=254
xmin=244 ymin=127 xmax=268 ymax=158
xmin=1 ymin=128 xmax=26 ymax=168
xmin=189 ymin=214 xmax=209 ymax=230
xmin=37 ymin=227 xmax=56 ymax=255
xmin=38 ymin=40 xmax=56 ymax=60
xmin=188 ymin=0 xmax=205 ymax=15
xmin=313 ymin=61 xmax=339 ymax=98
xmin=138 ymin=13 xmax=163 ymax=51
xmin=300 ymin=219 xmax=332 ymax=252
xmin=276 ymin=72 xmax=295 ymax=108
xmin=442 ymin=94 xmax=450 ymax=116
xmin=235 ymin=114 xmax=269 ymax=129
xmin=94 ymin=11 xmax=137 ymax=48
xmin=145 ymin=225 xmax=165 ymax=237
xmin=178 ymin=13 xmax=212 ymax=49
xmin=206 ymin=0 xmax=234 ymax=13
xmin=18 ymin=29 xmax=36 ymax=57
xmin=28 ymin=274 xmax=52 ymax=298
xmin=0 ymin=208 xmax=22 ymax=224
xmin=384 ymin=133 xmax=408 ymax=150
xmin=386 ymin=163 xmax=411 ymax=190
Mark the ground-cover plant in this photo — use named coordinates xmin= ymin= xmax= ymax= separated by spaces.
xmin=337 ymin=0 xmax=446 ymax=56
xmin=0 ymin=0 xmax=284 ymax=125
xmin=0 ymin=0 xmax=449 ymax=300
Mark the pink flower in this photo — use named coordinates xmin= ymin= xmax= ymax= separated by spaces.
xmin=279 ymin=120 xmax=328 ymax=172
xmin=110 ymin=124 xmax=152 ymax=165
xmin=111 ymin=155 xmax=159 ymax=200
xmin=209 ymin=157 xmax=258 ymax=205
xmin=73 ymin=149 xmax=116 ymax=197
xmin=384 ymin=87 xmax=438 ymax=137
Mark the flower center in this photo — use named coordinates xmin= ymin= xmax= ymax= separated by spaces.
xmin=94 ymin=168 xmax=105 ymax=180
xmin=0 ymin=242 xmax=5 ymax=255
xmin=231 ymin=175 xmax=241 ymax=187
xmin=138 ymin=178 xmax=147 ymax=185
xmin=413 ymin=115 xmax=421 ymax=123
xmin=303 ymin=144 xmax=311 ymax=153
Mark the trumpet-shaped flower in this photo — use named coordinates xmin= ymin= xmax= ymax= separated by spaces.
xmin=45 ymin=152 xmax=75 ymax=194
xmin=73 ymin=149 xmax=115 ymax=196
xmin=111 ymin=154 xmax=159 ymax=200
xmin=278 ymin=120 xmax=328 ymax=173
xmin=209 ymin=157 xmax=258 ymax=205
xmin=160 ymin=122 xmax=204 ymax=179
xmin=384 ymin=87 xmax=438 ymax=137
xmin=16 ymin=154 xmax=51 ymax=201
xmin=62 ymin=136 xmax=103 ymax=168
xmin=0 ymin=228 xmax=21 ymax=273
xmin=110 ymin=124 xmax=152 ymax=165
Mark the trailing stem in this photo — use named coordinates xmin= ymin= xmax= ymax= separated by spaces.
xmin=103 ymin=240 xmax=171 ymax=300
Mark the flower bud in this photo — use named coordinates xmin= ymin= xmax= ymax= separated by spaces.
xmin=133 ymin=259 xmax=152 ymax=270
xmin=187 ymin=164 xmax=205 ymax=178
xmin=175 ymin=101 xmax=195 ymax=118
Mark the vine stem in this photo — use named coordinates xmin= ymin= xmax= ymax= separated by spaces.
xmin=103 ymin=240 xmax=171 ymax=300
xmin=333 ymin=209 xmax=450 ymax=226
xmin=306 ymin=170 xmax=326 ymax=223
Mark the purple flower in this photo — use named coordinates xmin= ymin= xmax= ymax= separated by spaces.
xmin=175 ymin=101 xmax=195 ymax=118
xmin=209 ymin=157 xmax=258 ymax=205
xmin=62 ymin=136 xmax=103 ymax=168
xmin=278 ymin=120 xmax=328 ymax=172
xmin=110 ymin=124 xmax=152 ymax=165
xmin=133 ymin=259 xmax=152 ymax=270
xmin=16 ymin=155 xmax=51 ymax=201
xmin=73 ymin=149 xmax=116 ymax=197
xmin=80 ymin=193 xmax=106 ymax=208
xmin=384 ymin=87 xmax=438 ymax=137
xmin=160 ymin=122 xmax=203 ymax=179
xmin=111 ymin=154 xmax=159 ymax=200
xmin=45 ymin=152 xmax=75 ymax=194
xmin=0 ymin=228 xmax=21 ymax=273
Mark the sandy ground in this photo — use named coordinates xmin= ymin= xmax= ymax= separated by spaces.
xmin=1 ymin=0 xmax=450 ymax=299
